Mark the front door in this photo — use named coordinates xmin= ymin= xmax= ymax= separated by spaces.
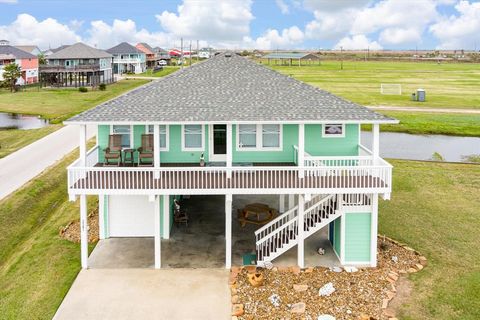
xmin=209 ymin=124 xmax=227 ymax=162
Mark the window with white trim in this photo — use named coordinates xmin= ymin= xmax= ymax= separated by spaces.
xmin=147 ymin=125 xmax=168 ymax=150
xmin=183 ymin=124 xmax=204 ymax=150
xmin=237 ymin=124 xmax=282 ymax=151
xmin=322 ymin=124 xmax=345 ymax=138
xmin=112 ymin=125 xmax=131 ymax=148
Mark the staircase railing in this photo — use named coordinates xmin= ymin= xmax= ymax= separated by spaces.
xmin=303 ymin=194 xmax=337 ymax=238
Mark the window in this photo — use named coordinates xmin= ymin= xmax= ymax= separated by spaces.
xmin=146 ymin=125 xmax=168 ymax=150
xmin=238 ymin=124 xmax=257 ymax=148
xmin=237 ymin=124 xmax=282 ymax=151
xmin=112 ymin=125 xmax=131 ymax=148
xmin=322 ymin=124 xmax=345 ymax=138
xmin=182 ymin=125 xmax=204 ymax=150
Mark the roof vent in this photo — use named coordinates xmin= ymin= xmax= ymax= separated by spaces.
xmin=225 ymin=52 xmax=232 ymax=58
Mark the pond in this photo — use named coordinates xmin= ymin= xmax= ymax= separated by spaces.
xmin=362 ymin=131 xmax=480 ymax=163
xmin=0 ymin=112 xmax=49 ymax=130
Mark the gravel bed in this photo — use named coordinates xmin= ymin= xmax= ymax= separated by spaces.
xmin=59 ymin=208 xmax=99 ymax=243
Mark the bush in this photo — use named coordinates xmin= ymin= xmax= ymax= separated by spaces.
xmin=78 ymin=87 xmax=88 ymax=93
xmin=99 ymin=83 xmax=106 ymax=91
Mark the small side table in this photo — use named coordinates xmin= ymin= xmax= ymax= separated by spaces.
xmin=123 ymin=148 xmax=135 ymax=166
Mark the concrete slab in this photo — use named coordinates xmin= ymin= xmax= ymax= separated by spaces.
xmin=54 ymin=268 xmax=230 ymax=320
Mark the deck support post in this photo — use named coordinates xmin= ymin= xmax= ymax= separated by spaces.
xmin=98 ymin=195 xmax=105 ymax=240
xmin=298 ymin=124 xmax=305 ymax=178
xmin=154 ymin=125 xmax=161 ymax=179
xmin=79 ymin=124 xmax=87 ymax=166
xmin=225 ymin=194 xmax=232 ymax=269
xmin=372 ymin=124 xmax=380 ymax=164
xmin=288 ymin=194 xmax=295 ymax=209
xmin=80 ymin=194 xmax=88 ymax=269
xmin=154 ymin=195 xmax=161 ymax=269
xmin=279 ymin=194 xmax=285 ymax=213
xmin=226 ymin=124 xmax=232 ymax=178
xmin=162 ymin=195 xmax=170 ymax=239
xmin=297 ymin=194 xmax=305 ymax=268
xmin=370 ymin=193 xmax=379 ymax=267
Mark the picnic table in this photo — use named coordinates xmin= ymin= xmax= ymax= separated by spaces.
xmin=237 ymin=203 xmax=277 ymax=227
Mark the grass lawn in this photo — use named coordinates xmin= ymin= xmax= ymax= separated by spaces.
xmin=136 ymin=67 xmax=180 ymax=77
xmin=0 ymin=147 xmax=96 ymax=319
xmin=362 ymin=111 xmax=480 ymax=137
xmin=270 ymin=60 xmax=480 ymax=110
xmin=0 ymin=158 xmax=478 ymax=319
xmin=379 ymin=160 xmax=480 ymax=319
xmin=0 ymin=124 xmax=62 ymax=158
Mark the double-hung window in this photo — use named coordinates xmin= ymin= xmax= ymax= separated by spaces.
xmin=182 ymin=125 xmax=204 ymax=150
xmin=147 ymin=125 xmax=169 ymax=150
xmin=237 ymin=124 xmax=282 ymax=150
xmin=112 ymin=125 xmax=131 ymax=148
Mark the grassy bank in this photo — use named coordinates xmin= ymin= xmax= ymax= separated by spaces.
xmin=270 ymin=60 xmax=480 ymax=109
xmin=0 ymin=124 xmax=61 ymax=158
xmin=363 ymin=111 xmax=480 ymax=137
xmin=0 ymin=148 xmax=96 ymax=319
xmin=0 ymin=79 xmax=150 ymax=123
xmin=136 ymin=67 xmax=180 ymax=77
xmin=379 ymin=160 xmax=480 ymax=319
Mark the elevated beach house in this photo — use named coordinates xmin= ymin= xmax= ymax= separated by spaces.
xmin=40 ymin=42 xmax=114 ymax=87
xmin=107 ymin=42 xmax=146 ymax=75
xmin=0 ymin=40 xmax=39 ymax=84
xmin=65 ymin=53 xmax=397 ymax=270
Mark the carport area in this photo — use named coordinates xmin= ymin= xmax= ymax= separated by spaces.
xmin=88 ymin=195 xmax=341 ymax=269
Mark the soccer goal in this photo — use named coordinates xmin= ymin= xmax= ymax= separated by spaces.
xmin=380 ymin=84 xmax=402 ymax=95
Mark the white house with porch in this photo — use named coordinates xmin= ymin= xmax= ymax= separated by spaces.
xmin=65 ymin=52 xmax=397 ymax=270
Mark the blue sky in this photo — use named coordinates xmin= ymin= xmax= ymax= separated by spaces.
xmin=0 ymin=0 xmax=479 ymax=50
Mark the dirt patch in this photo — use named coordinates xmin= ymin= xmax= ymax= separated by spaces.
xmin=387 ymin=276 xmax=413 ymax=316
xmin=60 ymin=208 xmax=99 ymax=243
xmin=231 ymin=236 xmax=427 ymax=320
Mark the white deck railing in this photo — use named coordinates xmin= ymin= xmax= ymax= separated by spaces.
xmin=67 ymin=145 xmax=392 ymax=195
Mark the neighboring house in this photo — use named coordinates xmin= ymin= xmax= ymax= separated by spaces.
xmin=43 ymin=45 xmax=70 ymax=57
xmin=65 ymin=53 xmax=396 ymax=271
xmin=15 ymin=45 xmax=42 ymax=56
xmin=107 ymin=42 xmax=146 ymax=75
xmin=198 ymin=47 xmax=213 ymax=59
xmin=0 ymin=41 xmax=39 ymax=84
xmin=153 ymin=47 xmax=171 ymax=61
xmin=263 ymin=52 xmax=321 ymax=66
xmin=40 ymin=42 xmax=113 ymax=87
xmin=135 ymin=43 xmax=159 ymax=68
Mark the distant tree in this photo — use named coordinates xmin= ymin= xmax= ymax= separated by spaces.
xmin=38 ymin=53 xmax=46 ymax=65
xmin=3 ymin=63 xmax=22 ymax=92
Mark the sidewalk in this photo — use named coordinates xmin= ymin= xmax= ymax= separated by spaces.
xmin=0 ymin=125 xmax=95 ymax=200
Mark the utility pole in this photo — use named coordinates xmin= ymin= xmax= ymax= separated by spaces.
xmin=180 ymin=38 xmax=183 ymax=69
xmin=340 ymin=46 xmax=343 ymax=70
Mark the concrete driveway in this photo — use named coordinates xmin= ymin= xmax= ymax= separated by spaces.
xmin=53 ymin=269 xmax=230 ymax=320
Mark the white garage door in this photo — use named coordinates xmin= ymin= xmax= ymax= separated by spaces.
xmin=109 ymin=195 xmax=155 ymax=237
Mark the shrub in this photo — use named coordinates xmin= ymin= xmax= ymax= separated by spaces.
xmin=99 ymin=83 xmax=106 ymax=91
xmin=78 ymin=87 xmax=88 ymax=93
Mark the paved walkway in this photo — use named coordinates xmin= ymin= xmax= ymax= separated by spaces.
xmin=0 ymin=125 xmax=95 ymax=200
xmin=53 ymin=269 xmax=230 ymax=320
xmin=367 ymin=105 xmax=480 ymax=114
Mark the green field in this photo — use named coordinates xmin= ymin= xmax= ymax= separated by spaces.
xmin=136 ymin=66 xmax=180 ymax=77
xmin=0 ymin=158 xmax=479 ymax=319
xmin=269 ymin=60 xmax=480 ymax=109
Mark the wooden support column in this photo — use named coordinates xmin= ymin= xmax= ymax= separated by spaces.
xmin=288 ymin=194 xmax=295 ymax=209
xmin=98 ymin=195 xmax=105 ymax=240
xmin=79 ymin=124 xmax=87 ymax=166
xmin=370 ymin=194 xmax=379 ymax=267
xmin=226 ymin=124 xmax=232 ymax=178
xmin=298 ymin=124 xmax=305 ymax=178
xmin=372 ymin=124 xmax=380 ymax=164
xmin=80 ymin=195 xmax=88 ymax=269
xmin=279 ymin=194 xmax=285 ymax=213
xmin=153 ymin=125 xmax=160 ymax=178
xmin=297 ymin=194 xmax=305 ymax=268
xmin=154 ymin=195 xmax=161 ymax=269
xmin=162 ymin=195 xmax=170 ymax=239
xmin=225 ymin=194 xmax=232 ymax=269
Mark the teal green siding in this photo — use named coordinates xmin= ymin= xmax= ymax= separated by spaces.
xmin=305 ymin=124 xmax=359 ymax=156
xmin=232 ymin=124 xmax=298 ymax=163
xmin=160 ymin=125 xmax=210 ymax=163
xmin=345 ymin=212 xmax=371 ymax=263
xmin=333 ymin=218 xmax=341 ymax=257
xmin=98 ymin=125 xmax=110 ymax=163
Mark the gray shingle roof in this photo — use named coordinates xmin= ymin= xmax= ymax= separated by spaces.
xmin=66 ymin=53 xmax=396 ymax=124
xmin=0 ymin=45 xmax=36 ymax=59
xmin=107 ymin=42 xmax=143 ymax=55
xmin=47 ymin=43 xmax=112 ymax=60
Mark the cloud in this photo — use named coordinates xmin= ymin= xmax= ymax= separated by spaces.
xmin=430 ymin=0 xmax=480 ymax=49
xmin=334 ymin=34 xmax=382 ymax=50
xmin=156 ymin=0 xmax=254 ymax=43
xmin=276 ymin=0 xmax=290 ymax=14
xmin=252 ymin=26 xmax=304 ymax=50
xmin=303 ymin=0 xmax=371 ymax=12
xmin=379 ymin=27 xmax=422 ymax=45
xmin=0 ymin=14 xmax=80 ymax=48
xmin=0 ymin=0 xmax=18 ymax=4
xmin=85 ymin=19 xmax=172 ymax=49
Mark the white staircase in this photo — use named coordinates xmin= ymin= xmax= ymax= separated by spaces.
xmin=255 ymin=194 xmax=340 ymax=264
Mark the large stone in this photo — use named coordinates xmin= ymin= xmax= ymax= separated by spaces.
xmin=290 ymin=302 xmax=306 ymax=314
xmin=415 ymin=263 xmax=424 ymax=271
xmin=382 ymin=298 xmax=390 ymax=309
xmin=244 ymin=265 xmax=257 ymax=273
xmin=269 ymin=294 xmax=281 ymax=307
xmin=318 ymin=282 xmax=336 ymax=296
xmin=290 ymin=266 xmax=301 ymax=274
xmin=343 ymin=266 xmax=358 ymax=273
xmin=293 ymin=284 xmax=309 ymax=292
xmin=317 ymin=315 xmax=336 ymax=320
xmin=231 ymin=304 xmax=244 ymax=317
xmin=231 ymin=295 xmax=240 ymax=304
xmin=247 ymin=273 xmax=264 ymax=287
xmin=388 ymin=273 xmax=399 ymax=281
